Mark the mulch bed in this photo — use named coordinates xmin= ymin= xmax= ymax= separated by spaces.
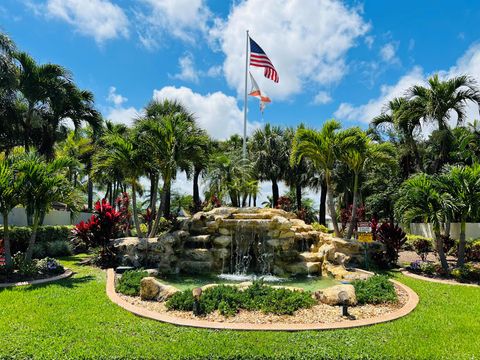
xmin=118 ymin=284 xmax=408 ymax=325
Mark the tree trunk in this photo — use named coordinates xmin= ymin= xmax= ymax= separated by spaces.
xmin=319 ymin=180 xmax=327 ymax=225
xmin=150 ymin=178 xmax=170 ymax=237
xmin=295 ymin=183 xmax=302 ymax=211
xmin=87 ymin=176 xmax=93 ymax=211
xmin=434 ymin=225 xmax=448 ymax=271
xmin=148 ymin=173 xmax=158 ymax=235
xmin=248 ymin=194 xmax=252 ymax=207
xmin=164 ymin=184 xmax=171 ymax=219
xmin=457 ymin=219 xmax=467 ymax=267
xmin=193 ymin=167 xmax=201 ymax=211
xmin=131 ymin=182 xmax=144 ymax=238
xmin=326 ymin=179 xmax=340 ymax=238
xmin=2 ymin=213 xmax=13 ymax=270
xmin=272 ymin=179 xmax=279 ymax=208
xmin=24 ymin=212 xmax=40 ymax=262
xmin=410 ymin=138 xmax=423 ymax=172
xmin=346 ymin=172 xmax=359 ymax=240
xmin=253 ymin=194 xmax=257 ymax=207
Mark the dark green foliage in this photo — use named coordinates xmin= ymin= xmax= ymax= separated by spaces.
xmin=115 ymin=270 xmax=148 ymax=296
xmin=166 ymin=281 xmax=315 ymax=316
xmin=353 ymin=275 xmax=398 ymax=304
xmin=451 ymin=263 xmax=480 ymax=283
xmin=0 ymin=226 xmax=73 ymax=254
xmin=33 ymin=240 xmax=72 ymax=259
xmin=465 ymin=239 xmax=480 ymax=261
xmin=376 ymin=223 xmax=407 ymax=266
xmin=412 ymin=237 xmax=432 ymax=261
xmin=36 ymin=257 xmax=64 ymax=275
xmin=12 ymin=252 xmax=37 ymax=277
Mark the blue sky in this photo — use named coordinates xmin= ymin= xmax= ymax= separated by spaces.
xmin=2 ymin=0 xmax=480 ymax=199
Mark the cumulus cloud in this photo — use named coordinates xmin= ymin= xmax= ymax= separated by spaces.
xmin=334 ymin=43 xmax=480 ymax=127
xmin=135 ymin=0 xmax=211 ymax=49
xmin=152 ymin=86 xmax=260 ymax=139
xmin=313 ymin=91 xmax=333 ymax=105
xmin=171 ymin=53 xmax=199 ymax=83
xmin=107 ymin=86 xmax=128 ymax=106
xmin=38 ymin=0 xmax=129 ymax=43
xmin=210 ymin=0 xmax=369 ymax=100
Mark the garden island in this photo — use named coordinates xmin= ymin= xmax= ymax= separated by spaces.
xmin=1 ymin=1 xmax=480 ymax=358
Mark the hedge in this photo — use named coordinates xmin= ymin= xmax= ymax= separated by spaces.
xmin=0 ymin=225 xmax=74 ymax=254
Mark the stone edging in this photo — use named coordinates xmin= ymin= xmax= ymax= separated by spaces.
xmin=0 ymin=269 xmax=73 ymax=288
xmin=402 ymin=270 xmax=479 ymax=287
xmin=106 ymin=269 xmax=419 ymax=331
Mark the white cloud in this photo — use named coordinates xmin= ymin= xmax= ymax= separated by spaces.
xmin=172 ymin=54 xmax=199 ymax=83
xmin=206 ymin=65 xmax=222 ymax=78
xmin=107 ymin=86 xmax=128 ymax=106
xmin=334 ymin=43 xmax=480 ymax=126
xmin=364 ymin=35 xmax=374 ymax=49
xmin=152 ymin=86 xmax=260 ymax=139
xmin=106 ymin=107 xmax=140 ymax=126
xmin=135 ymin=0 xmax=210 ymax=49
xmin=313 ymin=91 xmax=333 ymax=105
xmin=40 ymin=0 xmax=129 ymax=43
xmin=380 ymin=42 xmax=398 ymax=63
xmin=334 ymin=66 xmax=424 ymax=123
xmin=210 ymin=0 xmax=369 ymax=100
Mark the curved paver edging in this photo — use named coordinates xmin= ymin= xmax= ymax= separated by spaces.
xmin=402 ymin=270 xmax=479 ymax=287
xmin=0 ymin=269 xmax=73 ymax=288
xmin=106 ymin=269 xmax=419 ymax=331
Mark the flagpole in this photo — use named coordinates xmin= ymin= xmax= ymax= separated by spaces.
xmin=242 ymin=30 xmax=249 ymax=160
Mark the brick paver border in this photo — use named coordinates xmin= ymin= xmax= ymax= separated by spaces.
xmin=106 ymin=268 xmax=419 ymax=331
xmin=402 ymin=270 xmax=479 ymax=287
xmin=0 ymin=269 xmax=73 ymax=288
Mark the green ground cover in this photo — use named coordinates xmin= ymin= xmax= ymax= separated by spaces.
xmin=0 ymin=255 xmax=479 ymax=360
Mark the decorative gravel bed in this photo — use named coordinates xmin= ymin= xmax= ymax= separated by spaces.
xmin=117 ymin=284 xmax=407 ymax=325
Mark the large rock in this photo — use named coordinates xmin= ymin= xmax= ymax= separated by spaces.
xmin=140 ymin=277 xmax=179 ymax=301
xmin=322 ymin=262 xmax=350 ymax=279
xmin=314 ymin=284 xmax=357 ymax=306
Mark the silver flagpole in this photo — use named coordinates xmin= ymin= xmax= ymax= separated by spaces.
xmin=242 ymin=30 xmax=249 ymax=160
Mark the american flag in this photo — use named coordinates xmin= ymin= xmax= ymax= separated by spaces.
xmin=249 ymin=37 xmax=279 ymax=83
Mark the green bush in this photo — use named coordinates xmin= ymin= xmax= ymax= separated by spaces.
xmin=405 ymin=235 xmax=432 ymax=251
xmin=412 ymin=237 xmax=433 ymax=261
xmin=13 ymin=252 xmax=38 ymax=277
xmin=33 ymin=240 xmax=72 ymax=259
xmin=166 ymin=281 xmax=315 ymax=316
xmin=312 ymin=222 xmax=329 ymax=233
xmin=0 ymin=226 xmax=74 ymax=254
xmin=115 ymin=270 xmax=148 ymax=296
xmin=451 ymin=263 xmax=480 ymax=283
xmin=465 ymin=239 xmax=480 ymax=262
xmin=353 ymin=275 xmax=398 ymax=304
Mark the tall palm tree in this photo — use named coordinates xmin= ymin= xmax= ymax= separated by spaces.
xmin=440 ymin=164 xmax=480 ymax=266
xmin=291 ymin=120 xmax=342 ymax=237
xmin=337 ymin=127 xmax=395 ymax=239
xmin=16 ymin=152 xmax=77 ymax=261
xmin=396 ymin=173 xmax=455 ymax=270
xmin=408 ymin=74 xmax=480 ymax=172
xmin=250 ymin=124 xmax=289 ymax=207
xmin=93 ymin=132 xmax=145 ymax=238
xmin=372 ymin=97 xmax=424 ymax=173
xmin=0 ymin=155 xmax=22 ymax=269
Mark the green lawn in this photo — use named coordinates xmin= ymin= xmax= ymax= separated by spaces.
xmin=0 ymin=255 xmax=479 ymax=360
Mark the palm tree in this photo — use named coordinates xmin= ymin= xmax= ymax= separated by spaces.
xmin=93 ymin=132 xmax=145 ymax=238
xmin=291 ymin=120 xmax=342 ymax=237
xmin=250 ymin=124 xmax=289 ymax=207
xmin=0 ymin=155 xmax=22 ymax=269
xmin=337 ymin=127 xmax=395 ymax=239
xmin=372 ymin=97 xmax=424 ymax=173
xmin=408 ymin=74 xmax=480 ymax=172
xmin=396 ymin=173 xmax=455 ymax=270
xmin=16 ymin=152 xmax=77 ymax=261
xmin=188 ymin=132 xmax=210 ymax=212
xmin=440 ymin=164 xmax=480 ymax=266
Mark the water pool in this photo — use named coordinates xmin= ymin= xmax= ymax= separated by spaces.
xmin=157 ymin=274 xmax=340 ymax=292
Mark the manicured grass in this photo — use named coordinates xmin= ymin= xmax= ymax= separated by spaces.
xmin=0 ymin=255 xmax=479 ymax=360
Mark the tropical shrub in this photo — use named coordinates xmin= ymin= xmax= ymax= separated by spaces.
xmin=376 ymin=223 xmax=407 ymax=266
xmin=465 ymin=239 xmax=480 ymax=262
xmin=412 ymin=237 xmax=432 ymax=261
xmin=32 ymin=240 xmax=72 ymax=259
xmin=166 ymin=281 xmax=315 ymax=316
xmin=439 ymin=235 xmax=456 ymax=255
xmin=0 ymin=226 xmax=73 ymax=254
xmin=115 ymin=269 xmax=148 ymax=296
xmin=451 ymin=263 xmax=480 ymax=283
xmin=36 ymin=257 xmax=64 ymax=275
xmin=352 ymin=275 xmax=398 ymax=304
xmin=12 ymin=252 xmax=37 ymax=277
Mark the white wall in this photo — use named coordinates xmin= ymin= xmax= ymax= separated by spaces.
xmin=0 ymin=208 xmax=93 ymax=227
xmin=410 ymin=223 xmax=480 ymax=240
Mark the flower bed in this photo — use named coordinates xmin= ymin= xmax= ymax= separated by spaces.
xmin=0 ymin=254 xmax=65 ymax=284
xmin=407 ymin=260 xmax=480 ymax=285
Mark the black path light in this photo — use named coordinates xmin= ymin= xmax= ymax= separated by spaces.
xmin=192 ymin=287 xmax=203 ymax=316
xmin=338 ymin=290 xmax=355 ymax=319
